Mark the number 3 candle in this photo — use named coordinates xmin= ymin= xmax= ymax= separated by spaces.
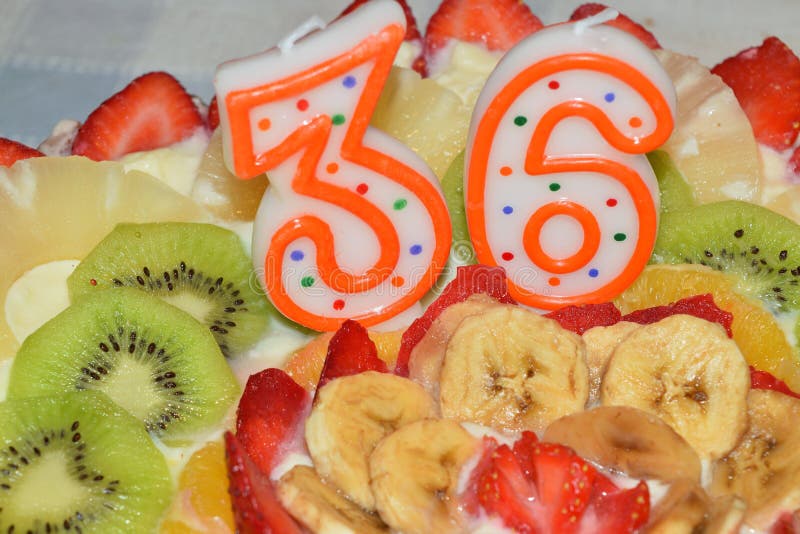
xmin=214 ymin=0 xmax=451 ymax=331
xmin=466 ymin=12 xmax=676 ymax=309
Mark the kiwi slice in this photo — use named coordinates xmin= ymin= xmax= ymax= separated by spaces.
xmin=652 ymin=200 xmax=800 ymax=312
xmin=0 ymin=390 xmax=172 ymax=533
xmin=442 ymin=150 xmax=476 ymax=265
xmin=647 ymin=150 xmax=696 ymax=214
xmin=68 ymin=222 xmax=272 ymax=357
xmin=7 ymin=287 xmax=239 ymax=440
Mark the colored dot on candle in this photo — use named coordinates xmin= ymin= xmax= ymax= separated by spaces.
xmin=393 ymin=198 xmax=408 ymax=210
xmin=502 ymin=205 xmax=514 ymax=214
xmin=332 ymin=114 xmax=346 ymax=125
xmin=604 ymin=92 xmax=615 ymax=103
xmin=549 ymin=183 xmax=561 ymax=192
xmin=548 ymin=80 xmax=560 ymax=90
xmin=391 ymin=276 xmax=404 ymax=287
xmin=343 ymin=75 xmax=357 ymax=88
xmin=301 ymin=276 xmax=315 ymax=288
xmin=333 ymin=299 xmax=345 ymax=311
xmin=297 ymin=99 xmax=309 ymax=111
xmin=500 ymin=166 xmax=512 ymax=176
xmin=629 ymin=116 xmax=643 ymax=128
xmin=410 ymin=244 xmax=423 ymax=255
xmin=290 ymin=250 xmax=304 ymax=261
xmin=514 ymin=115 xmax=528 ymax=126
xmin=548 ymin=277 xmax=561 ymax=286
xmin=588 ymin=268 xmax=599 ymax=278
xmin=607 ymin=198 xmax=618 ymax=207
xmin=356 ymin=183 xmax=369 ymax=194
xmin=614 ymin=233 xmax=627 ymax=242
xmin=257 ymin=117 xmax=271 ymax=131
xmin=326 ymin=162 xmax=339 ymax=174
xmin=501 ymin=252 xmax=514 ymax=261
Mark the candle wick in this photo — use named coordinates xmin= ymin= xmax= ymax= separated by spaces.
xmin=278 ymin=15 xmax=327 ymax=53
xmin=573 ymin=7 xmax=620 ymax=34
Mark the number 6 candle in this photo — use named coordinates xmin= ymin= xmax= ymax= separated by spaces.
xmin=214 ymin=0 xmax=451 ymax=331
xmin=466 ymin=12 xmax=676 ymax=309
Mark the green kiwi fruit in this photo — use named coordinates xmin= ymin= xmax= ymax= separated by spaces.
xmin=647 ymin=150 xmax=696 ymax=214
xmin=441 ymin=150 xmax=476 ymax=265
xmin=652 ymin=200 xmax=800 ymax=312
xmin=0 ymin=390 xmax=172 ymax=533
xmin=7 ymin=287 xmax=239 ymax=440
xmin=68 ymin=222 xmax=272 ymax=357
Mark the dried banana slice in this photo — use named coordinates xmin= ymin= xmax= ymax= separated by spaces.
xmin=582 ymin=321 xmax=641 ymax=403
xmin=600 ymin=314 xmax=749 ymax=459
xmin=277 ymin=465 xmax=389 ymax=534
xmin=305 ymin=371 xmax=436 ymax=510
xmin=647 ymin=479 xmax=746 ymax=533
xmin=439 ymin=305 xmax=588 ymax=433
xmin=711 ymin=389 xmax=800 ymax=531
xmin=369 ymin=419 xmax=479 ymax=534
xmin=543 ymin=405 xmax=702 ymax=483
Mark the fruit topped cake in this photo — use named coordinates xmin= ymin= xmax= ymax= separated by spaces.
xmin=1 ymin=1 xmax=800 ymax=533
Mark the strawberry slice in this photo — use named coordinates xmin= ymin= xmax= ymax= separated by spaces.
xmin=545 ymin=302 xmax=622 ymax=335
xmin=750 ymin=366 xmax=800 ymax=399
xmin=0 ymin=137 xmax=44 ymax=167
xmin=621 ymin=294 xmax=734 ymax=337
xmin=424 ymin=0 xmax=543 ymax=73
xmin=235 ymin=368 xmax=310 ymax=476
xmin=569 ymin=4 xmax=660 ymax=49
xmin=394 ymin=264 xmax=516 ymax=376
xmin=771 ymin=511 xmax=800 ymax=534
xmin=789 ymin=146 xmax=800 ymax=179
xmin=579 ymin=480 xmax=650 ymax=534
xmin=315 ymin=319 xmax=388 ymax=395
xmin=224 ymin=431 xmax=303 ymax=534
xmin=71 ymin=71 xmax=204 ymax=161
xmin=207 ymin=95 xmax=220 ymax=131
xmin=712 ymin=37 xmax=800 ymax=151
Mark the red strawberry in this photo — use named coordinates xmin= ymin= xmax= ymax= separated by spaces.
xmin=315 ymin=319 xmax=388 ymax=395
xmin=0 ymin=137 xmax=44 ymax=167
xmin=750 ymin=366 xmax=800 ymax=399
xmin=579 ymin=480 xmax=650 ymax=534
xmin=424 ymin=0 xmax=543 ymax=73
xmin=712 ymin=37 xmax=800 ymax=151
xmin=789 ymin=145 xmax=800 ymax=179
xmin=621 ymin=294 xmax=734 ymax=337
xmin=207 ymin=95 xmax=220 ymax=131
xmin=394 ymin=264 xmax=516 ymax=376
xmin=545 ymin=302 xmax=622 ymax=335
xmin=71 ymin=71 xmax=204 ymax=161
xmin=771 ymin=511 xmax=800 ymax=534
xmin=340 ymin=0 xmax=426 ymax=75
xmin=235 ymin=368 xmax=310 ymax=476
xmin=570 ymin=4 xmax=660 ymax=49
xmin=224 ymin=431 xmax=303 ymax=534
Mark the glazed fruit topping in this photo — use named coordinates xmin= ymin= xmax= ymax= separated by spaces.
xmin=71 ymin=71 xmax=204 ymax=161
xmin=712 ymin=36 xmax=800 ymax=151
xmin=545 ymin=302 xmax=623 ymax=335
xmin=621 ymin=293 xmax=734 ymax=337
xmin=750 ymin=367 xmax=800 ymax=399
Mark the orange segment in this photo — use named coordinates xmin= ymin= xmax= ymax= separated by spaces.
xmin=284 ymin=330 xmax=402 ymax=391
xmin=160 ymin=440 xmax=235 ymax=534
xmin=615 ymin=264 xmax=800 ymax=393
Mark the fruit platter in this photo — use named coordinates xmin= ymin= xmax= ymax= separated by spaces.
xmin=2 ymin=1 xmax=800 ymax=533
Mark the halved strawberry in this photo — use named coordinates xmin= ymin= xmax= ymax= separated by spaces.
xmin=71 ymin=71 xmax=204 ymax=161
xmin=712 ymin=37 xmax=800 ymax=151
xmin=569 ymin=3 xmax=660 ymax=49
xmin=423 ymin=0 xmax=543 ymax=73
xmin=207 ymin=95 xmax=220 ymax=131
xmin=394 ymin=264 xmax=516 ymax=376
xmin=579 ymin=480 xmax=650 ymax=534
xmin=621 ymin=294 xmax=734 ymax=338
xmin=315 ymin=319 xmax=388 ymax=395
xmin=235 ymin=368 xmax=310 ymax=476
xmin=224 ymin=431 xmax=303 ymax=534
xmin=341 ymin=0 xmax=421 ymax=42
xmin=0 ymin=137 xmax=44 ymax=167
xmin=750 ymin=366 xmax=800 ymax=399
xmin=771 ymin=510 xmax=800 ymax=534
xmin=545 ymin=302 xmax=622 ymax=335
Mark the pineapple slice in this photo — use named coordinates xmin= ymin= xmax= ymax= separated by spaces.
xmin=372 ymin=66 xmax=471 ymax=181
xmin=0 ymin=156 xmax=207 ymax=360
xmin=656 ymin=49 xmax=764 ymax=203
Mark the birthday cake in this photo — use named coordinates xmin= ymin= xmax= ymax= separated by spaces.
xmin=1 ymin=1 xmax=800 ymax=533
